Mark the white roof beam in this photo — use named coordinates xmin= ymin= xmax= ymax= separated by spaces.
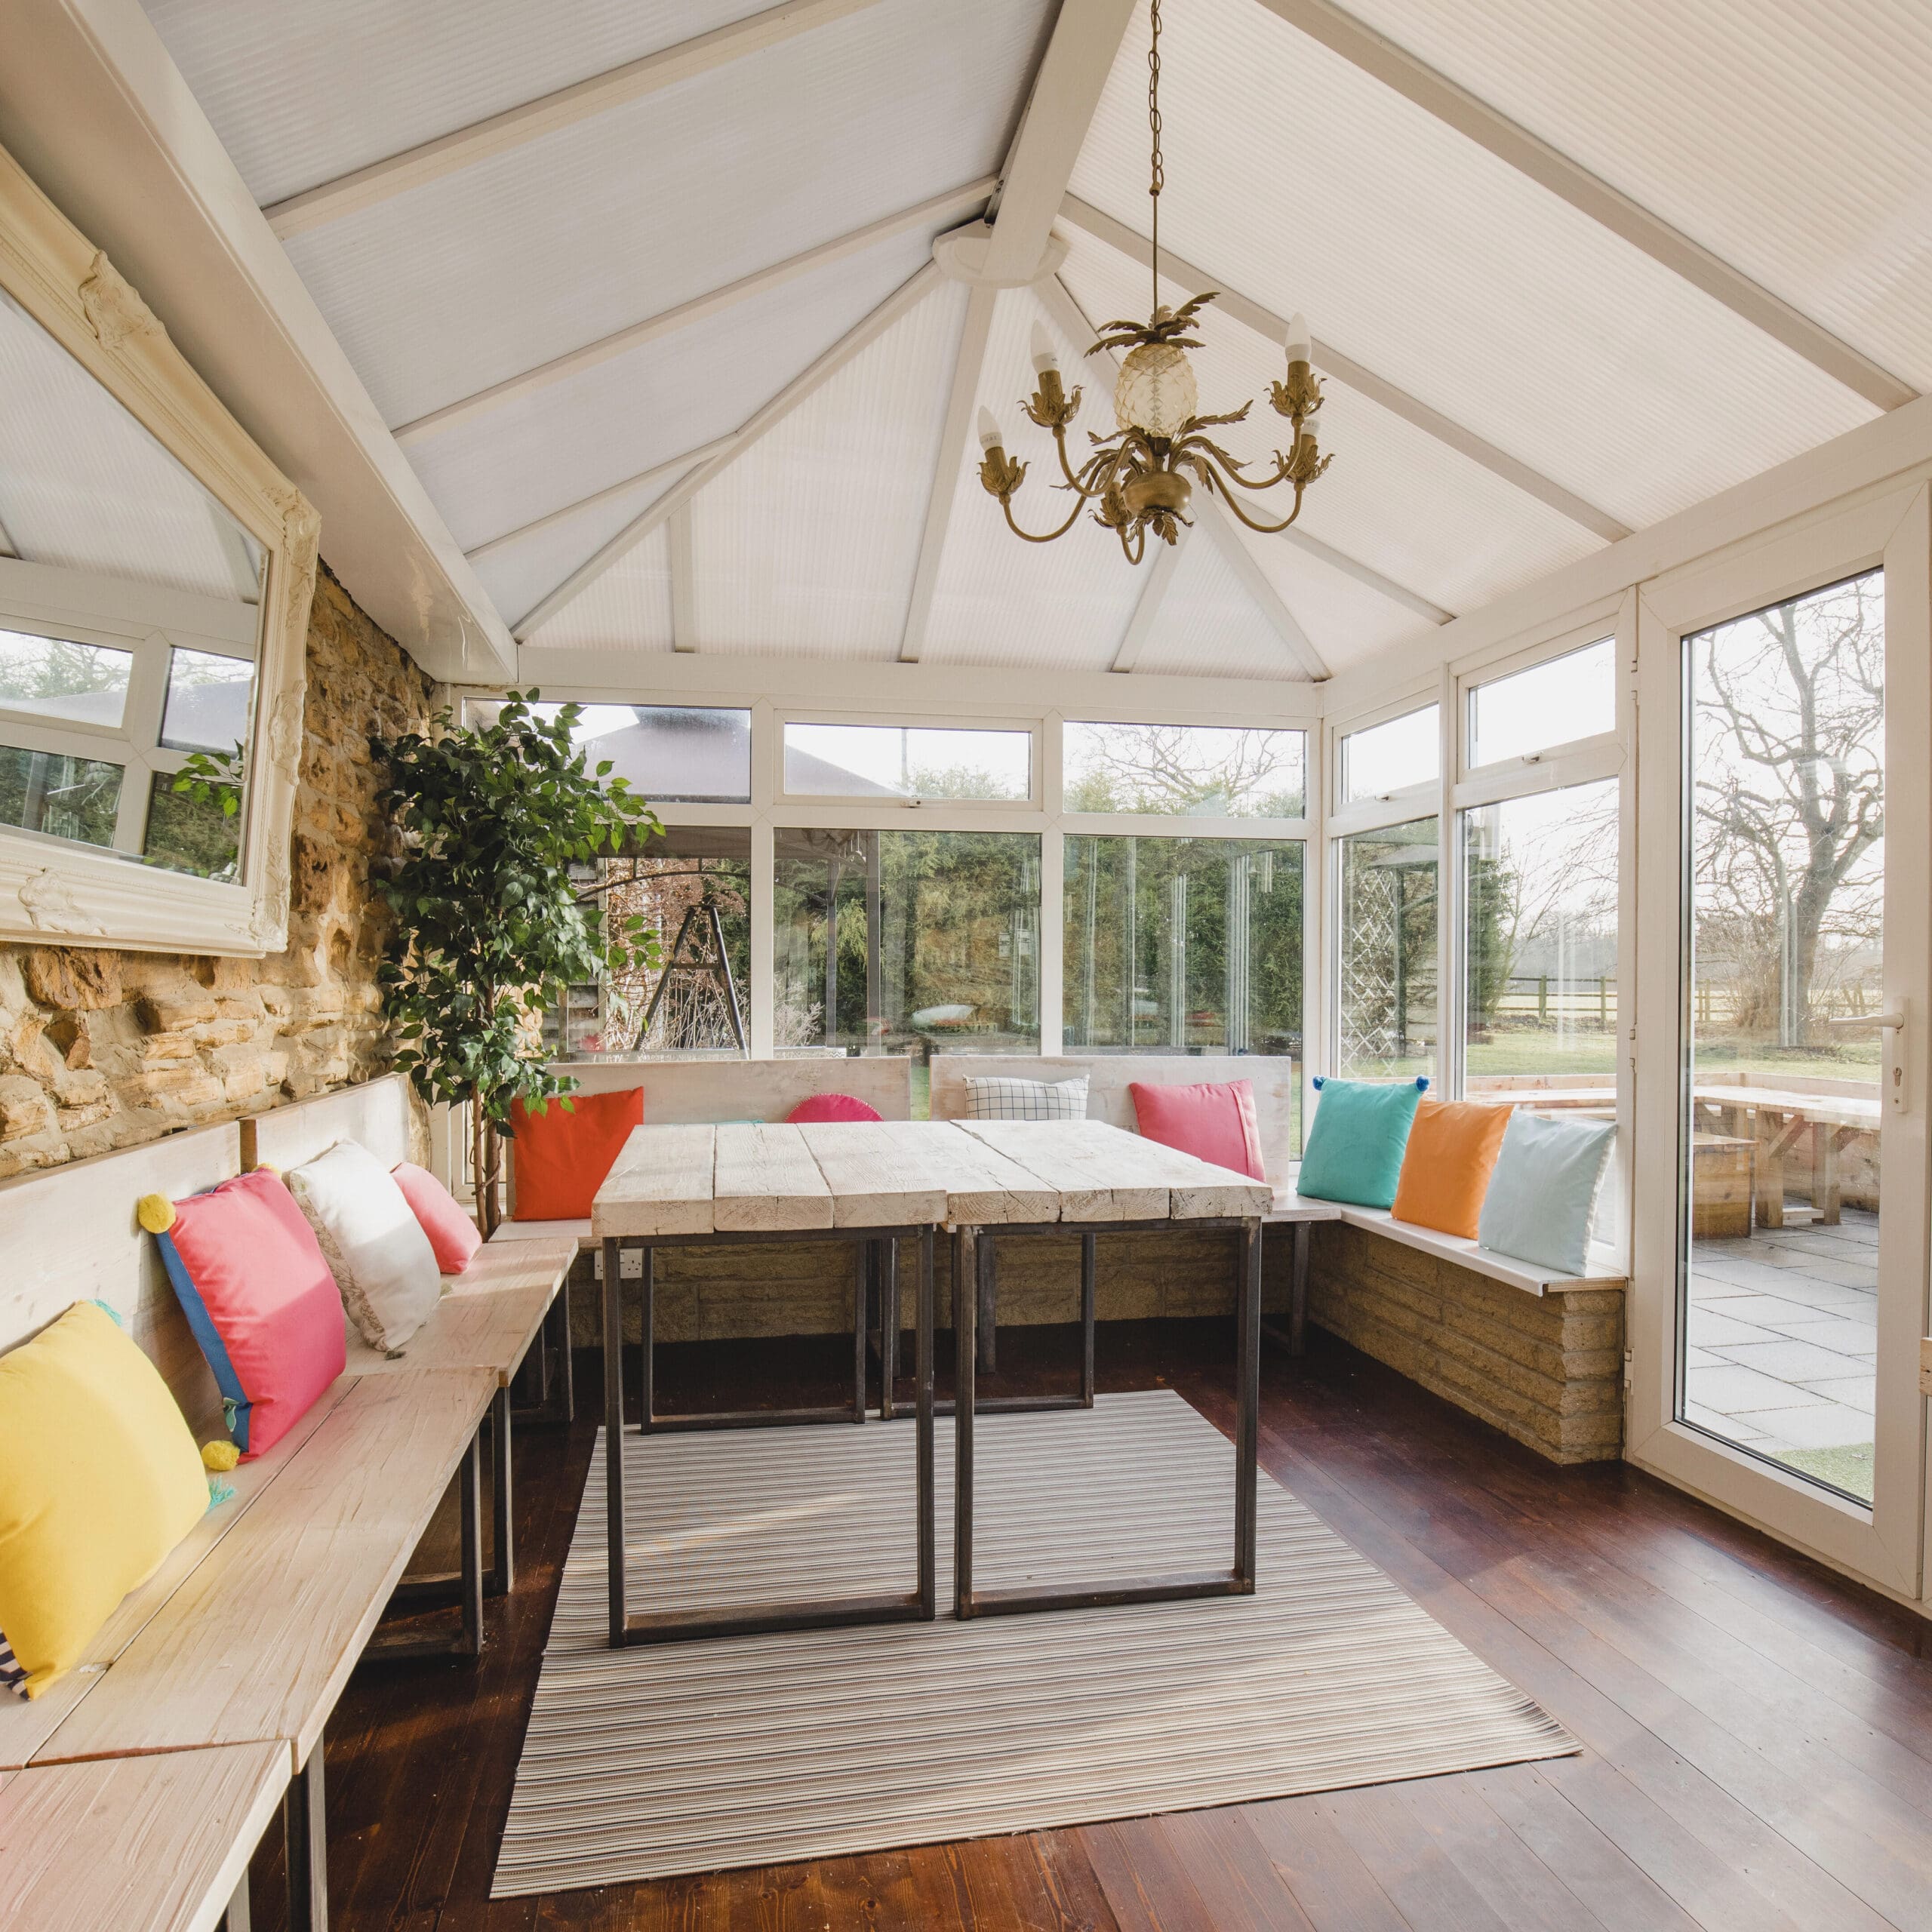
xmin=515 ymin=260 xmax=943 ymax=638
xmin=899 ymin=284 xmax=998 ymax=663
xmin=1255 ymin=0 xmax=1916 ymax=414
xmin=464 ymin=435 xmax=736 ymax=564
xmin=1110 ymin=523 xmax=1190 ymax=672
xmin=1198 ymin=506 xmax=1329 ymax=681
xmin=1275 ymin=525 xmax=1451 ymax=626
xmin=980 ymin=0 xmax=1138 ymax=283
xmin=1061 ymin=195 xmax=1632 ymax=544
xmin=668 ymin=506 xmax=697 ymax=654
xmin=263 ymin=0 xmax=891 ymax=239
xmin=396 ymin=177 xmax=995 ymax=447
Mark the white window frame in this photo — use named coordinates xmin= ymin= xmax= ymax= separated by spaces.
xmin=775 ymin=709 xmax=1044 ymax=813
xmin=1327 ymin=688 xmax=1443 ymax=835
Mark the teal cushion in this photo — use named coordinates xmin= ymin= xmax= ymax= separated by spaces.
xmin=1297 ymin=1077 xmax=1429 ymax=1208
xmin=1478 ymin=1112 xmax=1617 ymax=1276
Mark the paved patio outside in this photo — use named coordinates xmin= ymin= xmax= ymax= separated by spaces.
xmin=1684 ymin=1207 xmax=1878 ymax=1498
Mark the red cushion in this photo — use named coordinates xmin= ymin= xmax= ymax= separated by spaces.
xmin=509 ymin=1088 xmax=643 ymax=1220
xmin=785 ymin=1094 xmax=884 ymax=1124
xmin=391 ymin=1161 xmax=482 ymax=1273
xmin=1129 ymin=1078 xmax=1267 ymax=1182
xmin=159 ymin=1170 xmax=346 ymax=1459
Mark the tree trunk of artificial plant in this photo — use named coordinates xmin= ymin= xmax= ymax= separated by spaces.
xmin=471 ymin=1091 xmax=501 ymax=1238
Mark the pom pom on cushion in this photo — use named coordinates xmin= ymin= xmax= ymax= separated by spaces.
xmin=152 ymin=1169 xmax=346 ymax=1459
xmin=0 ymin=1302 xmax=210 ymax=1697
xmin=286 ymin=1141 xmax=441 ymax=1352
xmin=1297 ymin=1076 xmax=1429 ymax=1208
xmin=786 ymin=1094 xmax=884 ymax=1124
xmin=509 ymin=1088 xmax=643 ymax=1221
xmin=1129 ymin=1079 xmax=1266 ymax=1181
xmin=1478 ymin=1112 xmax=1617 ymax=1277
xmin=392 ymin=1161 xmax=482 ymax=1273
xmin=201 ymin=1440 xmax=240 ymax=1473
xmin=1389 ymin=1099 xmax=1511 ymax=1238
xmin=136 ymin=1193 xmax=176 ymax=1235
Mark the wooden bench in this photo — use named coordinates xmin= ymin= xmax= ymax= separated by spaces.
xmin=0 ymin=1073 xmax=574 ymax=1931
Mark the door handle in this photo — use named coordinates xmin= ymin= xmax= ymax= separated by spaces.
xmin=1827 ymin=1008 xmax=1906 ymax=1113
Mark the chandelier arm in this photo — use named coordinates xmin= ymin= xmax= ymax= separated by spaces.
xmin=1202 ymin=459 xmax=1309 ymax=535
xmin=1001 ymin=492 xmax=1092 ymax=544
xmin=1177 ymin=433 xmax=1291 ymax=493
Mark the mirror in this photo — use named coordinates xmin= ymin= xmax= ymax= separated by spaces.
xmin=0 ymin=139 xmax=318 ymax=954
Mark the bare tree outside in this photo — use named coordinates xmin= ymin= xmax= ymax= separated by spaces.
xmin=1063 ymin=723 xmax=1306 ymax=817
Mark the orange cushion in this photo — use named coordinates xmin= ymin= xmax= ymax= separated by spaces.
xmin=1389 ymin=1099 xmax=1511 ymax=1239
xmin=509 ymin=1088 xmax=643 ymax=1220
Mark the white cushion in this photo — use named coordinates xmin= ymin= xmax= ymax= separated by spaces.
xmin=961 ymin=1074 xmax=1088 ymax=1121
xmin=286 ymin=1140 xmax=443 ymax=1353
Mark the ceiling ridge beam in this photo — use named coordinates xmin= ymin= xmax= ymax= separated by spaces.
xmin=1039 ymin=272 xmax=1326 ymax=680
xmin=263 ymin=0 xmax=891 ymax=239
xmin=1111 ymin=523 xmax=1190 ymax=672
xmin=464 ymin=435 xmax=737 ymax=563
xmin=1254 ymin=0 xmax=1916 ymax=414
xmin=898 ymin=284 xmax=998 ymax=663
xmin=1059 ymin=194 xmax=1632 ymax=543
xmin=514 ymin=260 xmax=943 ymax=639
xmin=397 ymin=177 xmax=996 ymax=447
xmin=980 ymin=0 xmax=1137 ymax=283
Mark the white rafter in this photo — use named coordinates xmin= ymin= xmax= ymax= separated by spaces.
xmin=1110 ymin=521 xmax=1190 ymax=672
xmin=668 ymin=506 xmax=697 ymax=654
xmin=514 ymin=260 xmax=943 ymax=639
xmin=396 ymin=178 xmax=997 ymax=447
xmin=899 ymin=284 xmax=998 ymax=664
xmin=1254 ymin=0 xmax=1915 ymax=414
xmin=1198 ymin=507 xmax=1328 ymax=680
xmin=1274 ymin=525 xmax=1452 ymax=626
xmin=1059 ymin=194 xmax=1632 ymax=544
xmin=463 ymin=436 xmax=737 ymax=564
xmin=263 ymin=0 xmax=891 ymax=238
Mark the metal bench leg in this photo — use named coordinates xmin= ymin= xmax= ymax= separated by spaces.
xmin=284 ymin=1743 xmax=326 ymax=1932
xmin=1291 ymin=1223 xmax=1309 ymax=1355
xmin=557 ymin=1273 xmax=575 ymax=1422
xmin=488 ymin=1384 xmax=513 ymax=1598
xmin=223 ymin=1869 xmax=251 ymax=1932
xmin=976 ymin=1226 xmax=997 ymax=1374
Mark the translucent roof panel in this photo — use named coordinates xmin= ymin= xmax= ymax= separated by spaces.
xmin=407 ymin=226 xmax=930 ymax=557
xmin=521 ymin=522 xmax=673 ymax=655
xmin=1132 ymin=527 xmax=1297 ymax=681
xmin=1334 ymin=0 xmax=1932 ymax=395
xmin=690 ymin=284 xmax=968 ymax=659
xmin=1069 ymin=0 xmax=1877 ymax=536
xmin=275 ymin=0 xmax=1050 ymax=426
xmin=920 ymin=288 xmax=1145 ymax=675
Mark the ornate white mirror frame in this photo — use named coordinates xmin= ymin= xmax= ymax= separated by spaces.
xmin=0 ymin=140 xmax=318 ymax=956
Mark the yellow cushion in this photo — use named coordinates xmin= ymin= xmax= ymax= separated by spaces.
xmin=0 ymin=1302 xmax=209 ymax=1697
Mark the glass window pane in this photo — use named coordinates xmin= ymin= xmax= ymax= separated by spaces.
xmin=471 ymin=700 xmax=753 ymax=804
xmin=775 ymin=830 xmax=1039 ymax=1105
xmin=0 ymin=629 xmax=131 ymax=728
xmin=1463 ymin=780 xmax=1619 ymax=1106
xmin=1337 ymin=816 xmax=1438 ymax=1078
xmin=160 ymin=646 xmax=254 ymax=754
xmin=0 ymin=743 xmax=122 ymax=846
xmin=1468 ymin=638 xmax=1616 ymax=767
xmin=144 ymin=770 xmax=240 ymax=879
xmin=1340 ymin=705 xmax=1438 ymax=803
xmin=784 ymin=723 xmax=1031 ymax=801
xmin=1682 ymin=569 xmax=1882 ymax=1503
xmin=1063 ymin=723 xmax=1305 ymax=817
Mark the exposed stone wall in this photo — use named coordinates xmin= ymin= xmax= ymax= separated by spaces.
xmin=0 ymin=565 xmax=433 ymax=1179
xmin=1305 ymin=1222 xmax=1625 ymax=1463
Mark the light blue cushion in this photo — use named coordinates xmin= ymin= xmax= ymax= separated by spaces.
xmin=1297 ymin=1077 xmax=1429 ymax=1208
xmin=1478 ymin=1112 xmax=1617 ymax=1276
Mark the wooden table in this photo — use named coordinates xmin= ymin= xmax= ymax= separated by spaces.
xmin=593 ymin=1122 xmax=937 ymax=1647
xmin=1694 ymin=1084 xmax=1879 ymax=1226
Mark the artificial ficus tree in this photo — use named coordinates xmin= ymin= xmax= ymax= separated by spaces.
xmin=373 ymin=692 xmax=660 ymax=1232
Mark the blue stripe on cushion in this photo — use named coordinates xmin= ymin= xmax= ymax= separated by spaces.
xmin=154 ymin=1228 xmax=253 ymax=1455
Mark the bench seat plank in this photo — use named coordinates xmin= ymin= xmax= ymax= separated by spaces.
xmin=592 ymin=1125 xmax=715 ymax=1239
xmin=793 ymin=1121 xmax=949 ymax=1227
xmin=712 ymin=1123 xmax=833 ymax=1232
xmin=952 ymin=1120 xmax=1170 ymax=1221
xmin=343 ymin=1238 xmax=574 ymax=1385
xmin=0 ymin=1740 xmax=285 ymax=1932
xmin=489 ymin=1215 xmax=594 ymax=1249
xmin=38 ymin=1367 xmax=497 ymax=1770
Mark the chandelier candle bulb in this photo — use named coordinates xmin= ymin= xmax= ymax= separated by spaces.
xmin=1284 ymin=312 xmax=1312 ymax=368
xmin=977 ymin=407 xmax=1005 ymax=452
xmin=1029 ymin=321 xmax=1060 ymax=376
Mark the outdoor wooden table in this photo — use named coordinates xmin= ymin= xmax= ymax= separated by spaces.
xmin=592 ymin=1121 xmax=937 ymax=1647
xmin=1694 ymin=1084 xmax=1880 ymax=1226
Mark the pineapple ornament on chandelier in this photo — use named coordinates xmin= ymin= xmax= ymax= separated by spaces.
xmin=977 ymin=0 xmax=1334 ymax=562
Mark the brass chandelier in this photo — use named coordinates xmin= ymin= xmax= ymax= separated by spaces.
xmin=977 ymin=0 xmax=1332 ymax=562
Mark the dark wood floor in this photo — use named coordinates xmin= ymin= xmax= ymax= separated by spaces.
xmin=251 ymin=1321 xmax=1932 ymax=1930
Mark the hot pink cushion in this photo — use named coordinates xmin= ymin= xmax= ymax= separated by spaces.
xmin=391 ymin=1161 xmax=483 ymax=1274
xmin=785 ymin=1094 xmax=884 ymax=1124
xmin=1129 ymin=1078 xmax=1267 ymax=1182
xmin=159 ymin=1170 xmax=346 ymax=1459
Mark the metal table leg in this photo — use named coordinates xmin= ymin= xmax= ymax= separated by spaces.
xmin=489 ymin=1383 xmax=513 ymax=1598
xmin=283 ymin=1741 xmax=326 ymax=1932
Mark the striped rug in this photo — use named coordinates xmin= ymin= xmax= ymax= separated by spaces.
xmin=494 ymin=1389 xmax=1574 ymax=1894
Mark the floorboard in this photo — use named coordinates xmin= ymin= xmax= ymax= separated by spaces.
xmin=242 ymin=1321 xmax=1932 ymax=1930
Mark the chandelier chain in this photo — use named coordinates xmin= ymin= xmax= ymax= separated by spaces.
xmin=1148 ymin=0 xmax=1163 ymax=313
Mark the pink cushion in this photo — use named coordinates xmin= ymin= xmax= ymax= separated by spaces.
xmin=1128 ymin=1078 xmax=1267 ymax=1182
xmin=785 ymin=1094 xmax=884 ymax=1124
xmin=391 ymin=1161 xmax=483 ymax=1274
xmin=157 ymin=1170 xmax=346 ymax=1460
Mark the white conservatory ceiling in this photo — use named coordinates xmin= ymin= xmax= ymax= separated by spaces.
xmin=137 ymin=0 xmax=1929 ymax=685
